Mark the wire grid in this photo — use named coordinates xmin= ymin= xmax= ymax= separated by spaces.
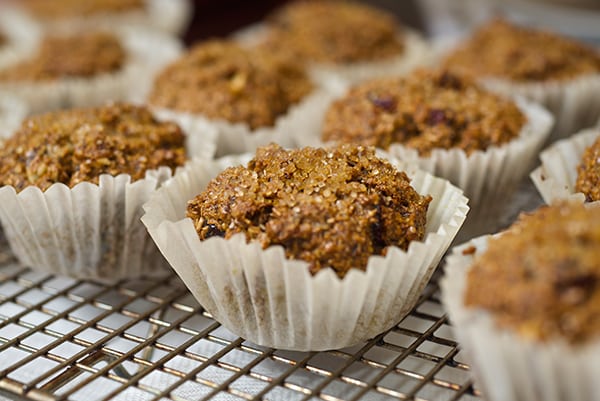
xmin=0 ymin=242 xmax=481 ymax=401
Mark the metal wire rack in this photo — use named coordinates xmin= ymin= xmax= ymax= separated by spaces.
xmin=0 ymin=245 xmax=480 ymax=401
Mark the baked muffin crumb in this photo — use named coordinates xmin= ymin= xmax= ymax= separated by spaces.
xmin=322 ymin=69 xmax=525 ymax=155
xmin=465 ymin=202 xmax=600 ymax=344
xmin=443 ymin=19 xmax=600 ymax=82
xmin=575 ymin=135 xmax=600 ymax=201
xmin=0 ymin=103 xmax=185 ymax=191
xmin=149 ymin=40 xmax=312 ymax=130
xmin=0 ymin=32 xmax=125 ymax=82
xmin=259 ymin=0 xmax=404 ymax=64
xmin=187 ymin=143 xmax=431 ymax=278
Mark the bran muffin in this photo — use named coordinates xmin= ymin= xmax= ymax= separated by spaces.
xmin=322 ymin=69 xmax=526 ymax=156
xmin=0 ymin=32 xmax=125 ymax=82
xmin=22 ymin=0 xmax=144 ymax=19
xmin=246 ymin=0 xmax=428 ymax=85
xmin=442 ymin=19 xmax=600 ymax=142
xmin=142 ymin=144 xmax=468 ymax=350
xmin=442 ymin=202 xmax=600 ymax=401
xmin=149 ymin=40 xmax=312 ymax=130
xmin=149 ymin=39 xmax=338 ymax=156
xmin=187 ymin=144 xmax=431 ymax=278
xmin=575 ymin=136 xmax=600 ymax=202
xmin=307 ymin=68 xmax=553 ymax=239
xmin=0 ymin=103 xmax=187 ymax=281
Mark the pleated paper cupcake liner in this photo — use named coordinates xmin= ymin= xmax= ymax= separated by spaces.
xmin=0 ymin=168 xmax=177 ymax=283
xmin=441 ymin=235 xmax=600 ymax=401
xmin=142 ymin=153 xmax=468 ymax=351
xmin=152 ymin=82 xmax=347 ymax=158
xmin=0 ymin=26 xmax=182 ymax=114
xmin=7 ymin=0 xmax=192 ymax=36
xmin=0 ymin=9 xmax=40 ymax=70
xmin=530 ymin=128 xmax=600 ymax=205
xmin=0 ymin=94 xmax=27 ymax=139
xmin=295 ymin=96 xmax=553 ymax=240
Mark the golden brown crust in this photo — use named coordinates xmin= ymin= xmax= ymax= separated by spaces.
xmin=0 ymin=103 xmax=185 ymax=191
xmin=575 ymin=135 xmax=600 ymax=201
xmin=23 ymin=0 xmax=144 ymax=19
xmin=259 ymin=0 xmax=404 ymax=64
xmin=465 ymin=202 xmax=600 ymax=344
xmin=443 ymin=19 xmax=600 ymax=82
xmin=0 ymin=32 xmax=125 ymax=81
xmin=187 ymin=143 xmax=431 ymax=278
xmin=149 ymin=40 xmax=313 ymax=130
xmin=322 ymin=69 xmax=525 ymax=155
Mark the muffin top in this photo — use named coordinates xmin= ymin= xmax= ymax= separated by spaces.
xmin=23 ymin=0 xmax=144 ymax=19
xmin=258 ymin=0 xmax=404 ymax=64
xmin=149 ymin=40 xmax=313 ymax=130
xmin=0 ymin=32 xmax=125 ymax=82
xmin=575 ymin=135 xmax=600 ymax=202
xmin=0 ymin=103 xmax=185 ymax=191
xmin=187 ymin=143 xmax=431 ymax=278
xmin=322 ymin=69 xmax=526 ymax=156
xmin=443 ymin=19 xmax=600 ymax=82
xmin=465 ymin=202 xmax=600 ymax=345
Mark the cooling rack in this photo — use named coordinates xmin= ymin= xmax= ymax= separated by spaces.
xmin=0 ymin=249 xmax=479 ymax=401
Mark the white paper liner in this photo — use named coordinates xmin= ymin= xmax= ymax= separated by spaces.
xmin=234 ymin=24 xmax=432 ymax=86
xmin=7 ymin=0 xmax=192 ymax=36
xmin=151 ymin=81 xmax=347 ymax=158
xmin=530 ymin=128 xmax=600 ymax=205
xmin=441 ymin=234 xmax=600 ymax=401
xmin=0 ymin=94 xmax=27 ymax=139
xmin=0 ymin=167 xmax=177 ymax=283
xmin=0 ymin=9 xmax=41 ymax=70
xmin=0 ymin=26 xmax=182 ymax=114
xmin=142 ymin=153 xmax=468 ymax=351
xmin=296 ymin=95 xmax=553 ymax=240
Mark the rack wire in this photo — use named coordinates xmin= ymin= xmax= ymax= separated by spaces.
xmin=0 ymin=244 xmax=480 ymax=401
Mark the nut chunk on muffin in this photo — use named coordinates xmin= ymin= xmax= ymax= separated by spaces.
xmin=576 ymin=136 xmax=600 ymax=202
xmin=186 ymin=144 xmax=431 ymax=278
xmin=0 ymin=103 xmax=185 ymax=191
xmin=465 ymin=202 xmax=600 ymax=344
xmin=0 ymin=32 xmax=125 ymax=81
xmin=259 ymin=0 xmax=405 ymax=64
xmin=322 ymin=69 xmax=526 ymax=155
xmin=149 ymin=40 xmax=312 ymax=130
xmin=443 ymin=19 xmax=600 ymax=83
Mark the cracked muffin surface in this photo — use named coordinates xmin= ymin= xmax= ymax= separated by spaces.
xmin=322 ymin=69 xmax=525 ymax=156
xmin=0 ymin=103 xmax=185 ymax=191
xmin=187 ymin=143 xmax=431 ymax=278
xmin=465 ymin=202 xmax=600 ymax=344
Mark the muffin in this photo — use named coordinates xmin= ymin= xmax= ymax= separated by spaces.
xmin=142 ymin=143 xmax=468 ymax=350
xmin=241 ymin=0 xmax=429 ymax=85
xmin=0 ymin=28 xmax=182 ymax=114
xmin=442 ymin=201 xmax=600 ymax=401
xmin=0 ymin=103 xmax=187 ymax=281
xmin=11 ymin=0 xmax=191 ymax=36
xmin=300 ymin=68 xmax=553 ymax=239
xmin=442 ymin=19 xmax=600 ymax=142
xmin=531 ymin=128 xmax=600 ymax=204
xmin=149 ymin=39 xmax=340 ymax=156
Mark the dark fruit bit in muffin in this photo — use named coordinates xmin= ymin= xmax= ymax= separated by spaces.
xmin=259 ymin=0 xmax=404 ymax=64
xmin=187 ymin=143 xmax=431 ymax=278
xmin=443 ymin=19 xmax=600 ymax=82
xmin=23 ymin=0 xmax=144 ymax=19
xmin=0 ymin=32 xmax=125 ymax=81
xmin=322 ymin=69 xmax=525 ymax=156
xmin=0 ymin=103 xmax=185 ymax=191
xmin=465 ymin=202 xmax=600 ymax=344
xmin=575 ymin=135 xmax=600 ymax=202
xmin=149 ymin=40 xmax=312 ymax=130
